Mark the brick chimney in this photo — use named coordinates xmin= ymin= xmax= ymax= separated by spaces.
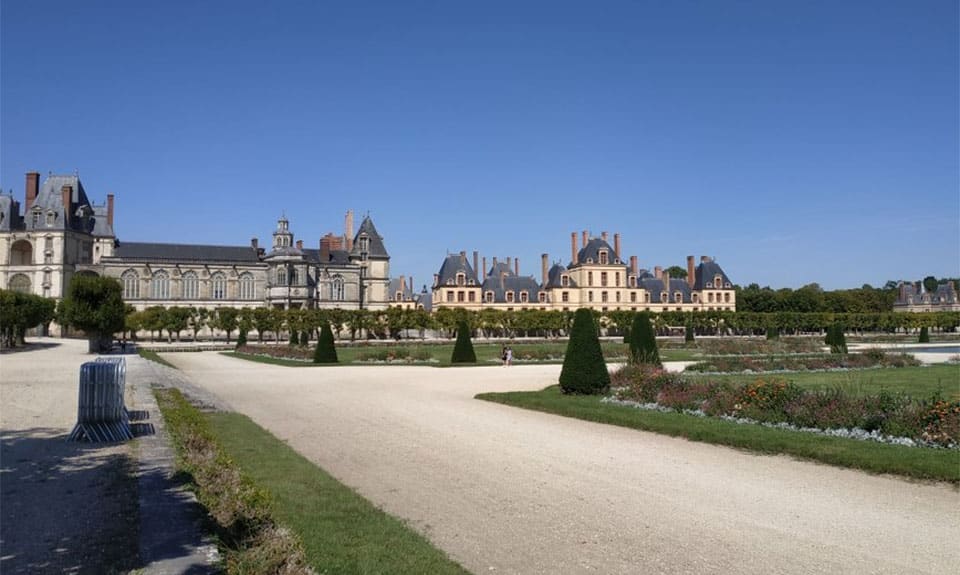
xmin=687 ymin=255 xmax=696 ymax=288
xmin=345 ymin=210 xmax=354 ymax=251
xmin=701 ymin=255 xmax=710 ymax=263
xmin=582 ymin=230 xmax=588 ymax=249
xmin=319 ymin=235 xmax=331 ymax=262
xmin=61 ymin=185 xmax=73 ymax=227
xmin=541 ymin=253 xmax=549 ymax=285
xmin=399 ymin=275 xmax=405 ymax=298
xmin=409 ymin=276 xmax=414 ymax=293
xmin=514 ymin=257 xmax=519 ymax=276
xmin=106 ymin=194 xmax=115 ymax=227
xmin=613 ymin=233 xmax=621 ymax=260
xmin=662 ymin=270 xmax=671 ymax=301
xmin=630 ymin=255 xmax=638 ymax=275
xmin=482 ymin=257 xmax=487 ymax=278
xmin=654 ymin=266 xmax=662 ymax=280
xmin=25 ymin=172 xmax=39 ymax=211
xmin=473 ymin=251 xmax=479 ymax=276
xmin=506 ymin=256 xmax=512 ymax=273
xmin=571 ymin=232 xmax=578 ymax=265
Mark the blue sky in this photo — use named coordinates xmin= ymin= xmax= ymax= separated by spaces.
xmin=2 ymin=0 xmax=957 ymax=291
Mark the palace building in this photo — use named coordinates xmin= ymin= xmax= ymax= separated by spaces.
xmin=0 ymin=171 xmax=397 ymax=311
xmin=432 ymin=230 xmax=736 ymax=313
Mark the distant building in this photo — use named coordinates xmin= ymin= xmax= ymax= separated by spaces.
xmin=0 ymin=171 xmax=398 ymax=311
xmin=893 ymin=281 xmax=960 ymax=312
xmin=432 ymin=230 xmax=736 ymax=313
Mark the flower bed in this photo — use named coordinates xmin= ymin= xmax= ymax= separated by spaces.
xmin=609 ymin=365 xmax=959 ymax=448
xmin=236 ymin=344 xmax=312 ymax=361
xmin=685 ymin=349 xmax=919 ymax=373
xmin=697 ymin=337 xmax=824 ymax=355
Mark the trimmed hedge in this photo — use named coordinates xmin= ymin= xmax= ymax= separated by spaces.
xmin=919 ymin=326 xmax=930 ymax=343
xmin=559 ymin=308 xmax=609 ymax=394
xmin=451 ymin=320 xmax=477 ymax=363
xmin=629 ymin=312 xmax=661 ymax=366
xmin=313 ymin=322 xmax=338 ymax=364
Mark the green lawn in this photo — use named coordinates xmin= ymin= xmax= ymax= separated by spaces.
xmin=205 ymin=412 xmax=469 ymax=574
xmin=137 ymin=347 xmax=178 ymax=369
xmin=476 ymin=386 xmax=960 ymax=484
xmin=687 ymin=364 xmax=960 ymax=400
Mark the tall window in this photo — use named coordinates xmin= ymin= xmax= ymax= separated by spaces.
xmin=601 ymin=272 xmax=608 ymax=286
xmin=506 ymin=292 xmax=514 ymax=303
xmin=599 ymin=251 xmax=608 ymax=265
xmin=561 ymin=276 xmax=569 ymax=287
xmin=601 ymin=291 xmax=608 ymax=303
xmin=122 ymin=270 xmax=139 ymax=299
xmin=182 ymin=272 xmax=199 ymax=299
xmin=332 ymin=275 xmax=345 ymax=301
xmin=290 ymin=267 xmax=299 ymax=285
xmin=520 ymin=291 xmax=529 ymax=303
xmin=276 ymin=268 xmax=286 ymax=285
xmin=10 ymin=240 xmax=32 ymax=266
xmin=485 ymin=291 xmax=494 ymax=303
xmin=211 ymin=272 xmax=227 ymax=300
xmin=588 ymin=272 xmax=593 ymax=286
xmin=9 ymin=273 xmax=31 ymax=293
xmin=239 ymin=273 xmax=256 ymax=300
xmin=151 ymin=270 xmax=170 ymax=299
xmin=561 ymin=291 xmax=569 ymax=302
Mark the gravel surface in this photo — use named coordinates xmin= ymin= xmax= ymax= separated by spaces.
xmin=168 ymin=351 xmax=960 ymax=575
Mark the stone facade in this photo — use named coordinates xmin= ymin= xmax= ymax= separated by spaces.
xmin=432 ymin=231 xmax=737 ymax=313
xmin=0 ymin=172 xmax=394 ymax=311
xmin=893 ymin=281 xmax=960 ymax=313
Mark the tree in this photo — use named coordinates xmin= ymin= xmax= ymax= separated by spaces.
xmin=313 ymin=322 xmax=338 ymax=363
xmin=684 ymin=321 xmax=695 ymax=343
xmin=923 ymin=276 xmax=939 ymax=294
xmin=0 ymin=289 xmax=56 ymax=347
xmin=59 ymin=275 xmax=126 ymax=352
xmin=212 ymin=307 xmax=240 ymax=343
xmin=664 ymin=265 xmax=687 ymax=280
xmin=919 ymin=326 xmax=930 ymax=343
xmin=629 ymin=312 xmax=661 ymax=366
xmin=162 ymin=306 xmax=192 ymax=342
xmin=825 ymin=323 xmax=847 ymax=354
xmin=559 ymin=308 xmax=609 ymax=394
xmin=450 ymin=320 xmax=477 ymax=363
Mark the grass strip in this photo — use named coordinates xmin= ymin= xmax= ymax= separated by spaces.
xmin=138 ymin=348 xmax=178 ymax=369
xmin=205 ymin=411 xmax=470 ymax=575
xmin=476 ymin=386 xmax=960 ymax=484
xmin=154 ymin=388 xmax=313 ymax=574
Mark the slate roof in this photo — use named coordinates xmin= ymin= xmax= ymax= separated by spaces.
xmin=350 ymin=216 xmax=389 ymax=259
xmin=638 ymin=277 xmax=694 ymax=303
xmin=545 ymin=263 xmax=577 ymax=288
xmin=437 ymin=254 xmax=480 ymax=286
xmin=692 ymin=260 xmax=734 ymax=290
xmin=302 ymin=248 xmax=352 ymax=266
xmin=481 ymin=273 xmax=543 ymax=304
xmin=23 ymin=175 xmax=115 ymax=236
xmin=0 ymin=194 xmax=21 ymax=231
xmin=388 ymin=278 xmax=414 ymax=300
xmin=415 ymin=288 xmax=433 ymax=312
xmin=574 ymin=238 xmax=623 ymax=267
xmin=107 ymin=241 xmax=262 ymax=264
xmin=485 ymin=261 xmax=513 ymax=279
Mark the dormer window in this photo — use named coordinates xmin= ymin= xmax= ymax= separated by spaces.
xmin=724 ymin=282 xmax=732 ymax=288
xmin=46 ymin=211 xmax=55 ymax=226
xmin=32 ymin=210 xmax=42 ymax=227
xmin=586 ymin=258 xmax=594 ymax=264
xmin=715 ymin=275 xmax=723 ymax=287
xmin=538 ymin=292 xmax=546 ymax=303
xmin=675 ymin=291 xmax=682 ymax=302
xmin=520 ymin=291 xmax=529 ymax=303
xmin=485 ymin=291 xmax=494 ymax=303
xmin=705 ymin=282 xmax=713 ymax=288
xmin=561 ymin=275 xmax=569 ymax=287
xmin=506 ymin=292 xmax=514 ymax=303
xmin=599 ymin=251 xmax=608 ymax=265
xmin=661 ymin=292 xmax=668 ymax=302
xmin=456 ymin=272 xmax=466 ymax=286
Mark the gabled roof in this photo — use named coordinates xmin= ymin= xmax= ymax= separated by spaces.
xmin=545 ymin=263 xmax=577 ymax=288
xmin=573 ymin=238 xmax=623 ymax=267
xmin=481 ymin=273 xmax=542 ymax=303
xmin=350 ymin=216 xmax=389 ymax=259
xmin=693 ymin=260 xmax=733 ymax=290
xmin=25 ymin=175 xmax=115 ymax=236
xmin=0 ymin=195 xmax=21 ymax=231
xmin=107 ymin=241 xmax=262 ymax=264
xmin=436 ymin=254 xmax=480 ymax=286
xmin=485 ymin=261 xmax=513 ymax=279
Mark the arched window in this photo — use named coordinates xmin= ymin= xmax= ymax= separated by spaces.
xmin=182 ymin=272 xmax=199 ymax=299
xmin=10 ymin=240 xmax=32 ymax=266
xmin=506 ymin=291 xmax=514 ymax=303
xmin=211 ymin=272 xmax=227 ymax=300
xmin=121 ymin=270 xmax=140 ymax=299
xmin=151 ymin=270 xmax=170 ymax=299
xmin=332 ymin=275 xmax=345 ymax=301
xmin=290 ymin=268 xmax=299 ymax=285
xmin=276 ymin=267 xmax=287 ymax=285
xmin=520 ymin=291 xmax=529 ymax=303
xmin=8 ymin=273 xmax=31 ymax=294
xmin=239 ymin=273 xmax=256 ymax=300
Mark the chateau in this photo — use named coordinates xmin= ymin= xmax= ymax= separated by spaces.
xmin=432 ymin=230 xmax=736 ymax=313
xmin=0 ymin=172 xmax=397 ymax=311
xmin=893 ymin=281 xmax=960 ymax=313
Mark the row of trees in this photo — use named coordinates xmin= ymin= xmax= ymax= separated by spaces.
xmin=0 ymin=289 xmax=57 ymax=348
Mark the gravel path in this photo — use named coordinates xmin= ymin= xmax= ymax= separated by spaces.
xmin=168 ymin=351 xmax=960 ymax=575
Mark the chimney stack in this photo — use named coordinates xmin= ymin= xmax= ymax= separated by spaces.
xmin=319 ymin=235 xmax=331 ymax=262
xmin=459 ymin=251 xmax=467 ymax=266
xmin=106 ymin=194 xmax=115 ymax=227
xmin=482 ymin=257 xmax=487 ymax=277
xmin=399 ymin=275 xmax=405 ymax=297
xmin=613 ymin=233 xmax=621 ymax=260
xmin=662 ymin=270 xmax=671 ymax=301
xmin=601 ymin=231 xmax=608 ymax=242
xmin=687 ymin=255 xmax=696 ymax=288
xmin=296 ymin=239 xmax=303 ymax=250
xmin=493 ymin=256 xmax=498 ymax=269
xmin=251 ymin=237 xmax=259 ymax=250
xmin=409 ymin=276 xmax=414 ymax=293
xmin=630 ymin=256 xmax=638 ymax=275
xmin=701 ymin=255 xmax=709 ymax=263
xmin=654 ymin=266 xmax=663 ymax=280
xmin=514 ymin=257 xmax=519 ymax=276
xmin=571 ymin=232 xmax=578 ymax=265
xmin=25 ymin=172 xmax=39 ymax=211
xmin=582 ymin=230 xmax=588 ymax=249
xmin=473 ymin=251 xmax=479 ymax=276
xmin=541 ymin=253 xmax=549 ymax=286
xmin=506 ymin=256 xmax=512 ymax=272
xmin=61 ymin=185 xmax=73 ymax=226
xmin=345 ymin=210 xmax=354 ymax=251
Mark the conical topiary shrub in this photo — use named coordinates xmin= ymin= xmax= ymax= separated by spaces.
xmin=450 ymin=320 xmax=477 ymax=364
xmin=313 ymin=322 xmax=338 ymax=364
xmin=300 ymin=330 xmax=310 ymax=346
xmin=289 ymin=329 xmax=299 ymax=346
xmin=236 ymin=329 xmax=247 ymax=348
xmin=629 ymin=312 xmax=661 ymax=366
xmin=826 ymin=323 xmax=847 ymax=354
xmin=766 ymin=325 xmax=779 ymax=340
xmin=684 ymin=322 xmax=695 ymax=343
xmin=559 ymin=308 xmax=610 ymax=394
xmin=919 ymin=326 xmax=930 ymax=343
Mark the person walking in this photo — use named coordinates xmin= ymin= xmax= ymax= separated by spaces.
xmin=505 ymin=346 xmax=513 ymax=366
xmin=501 ymin=345 xmax=508 ymax=366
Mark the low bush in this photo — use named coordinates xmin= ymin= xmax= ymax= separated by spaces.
xmin=685 ymin=350 xmax=920 ymax=373
xmin=698 ymin=337 xmax=822 ymax=355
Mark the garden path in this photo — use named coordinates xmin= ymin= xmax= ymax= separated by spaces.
xmin=169 ymin=352 xmax=960 ymax=575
